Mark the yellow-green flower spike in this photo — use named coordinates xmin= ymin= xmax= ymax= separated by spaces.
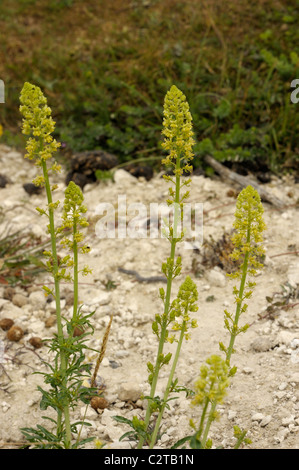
xmin=161 ymin=85 xmax=195 ymax=173
xmin=59 ymin=181 xmax=90 ymax=254
xmin=20 ymin=82 xmax=60 ymax=165
xmin=192 ymin=355 xmax=230 ymax=407
xmin=224 ymin=185 xmax=266 ymax=366
xmin=229 ymin=185 xmax=266 ymax=278
xmin=170 ymin=276 xmax=198 ymax=341
xmin=190 ymin=186 xmax=265 ymax=450
xmin=190 ymin=354 xmax=230 ymax=448
xmin=138 ymin=86 xmax=197 ymax=450
xmin=61 ymin=181 xmax=88 ymax=227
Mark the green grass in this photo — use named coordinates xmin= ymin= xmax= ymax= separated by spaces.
xmin=0 ymin=0 xmax=298 ymax=172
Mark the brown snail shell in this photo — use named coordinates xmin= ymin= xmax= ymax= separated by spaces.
xmin=29 ymin=336 xmax=43 ymax=349
xmin=90 ymin=396 xmax=109 ymax=411
xmin=6 ymin=325 xmax=24 ymax=342
xmin=0 ymin=318 xmax=14 ymax=331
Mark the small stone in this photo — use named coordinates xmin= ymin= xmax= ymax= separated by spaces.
xmin=228 ymin=410 xmax=237 ymax=420
xmin=289 ymin=423 xmax=299 ymax=433
xmin=260 ymin=415 xmax=272 ymax=427
xmin=80 ymin=406 xmax=97 ymax=419
xmin=2 ymin=401 xmax=11 ymax=413
xmin=0 ymin=299 xmax=9 ymax=310
xmin=108 ymin=440 xmax=133 ymax=450
xmin=251 ymin=413 xmax=265 ymax=422
xmin=29 ymin=337 xmax=43 ymax=349
xmin=23 ymin=182 xmax=43 ymax=196
xmin=64 ymin=291 xmax=74 ymax=306
xmin=276 ymin=330 xmax=297 ymax=346
xmin=0 ymin=174 xmax=8 ymax=188
xmin=281 ymin=415 xmax=294 ymax=426
xmin=6 ymin=325 xmax=24 ymax=342
xmin=160 ymin=433 xmax=170 ymax=444
xmin=274 ymin=428 xmax=289 ymax=443
xmin=30 ymin=319 xmax=45 ymax=332
xmin=26 ymin=286 xmax=40 ymax=295
xmin=287 ymin=260 xmax=299 ymax=287
xmin=82 ymin=288 xmax=111 ymax=307
xmin=117 ymin=382 xmax=142 ymax=402
xmin=109 ymin=360 xmax=121 ymax=369
xmin=289 ymin=373 xmax=299 ymax=383
xmin=274 ymin=391 xmax=287 ymax=399
xmin=45 ymin=314 xmax=56 ymax=328
xmin=93 ymin=292 xmax=112 ymax=306
xmin=205 ymin=269 xmax=226 ymax=287
xmin=0 ymin=318 xmax=14 ymax=331
xmin=100 ymin=408 xmax=115 ymax=426
xmin=3 ymin=287 xmax=15 ymax=301
xmin=12 ymin=293 xmax=28 ymax=308
xmin=1 ymin=303 xmax=23 ymax=320
xmin=29 ymin=290 xmax=47 ymax=309
xmin=114 ymin=350 xmax=129 ymax=359
xmin=250 ymin=337 xmax=274 ymax=352
xmin=113 ymin=169 xmax=137 ymax=185
xmin=166 ymin=426 xmax=177 ymax=437
xmin=278 ymin=382 xmax=288 ymax=391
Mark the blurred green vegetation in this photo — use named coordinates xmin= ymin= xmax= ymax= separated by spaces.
xmin=0 ymin=0 xmax=298 ymax=173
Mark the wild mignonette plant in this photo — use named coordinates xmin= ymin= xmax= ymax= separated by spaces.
xmin=19 ymin=82 xmax=96 ymax=449
xmin=113 ymin=85 xmax=199 ymax=448
xmin=184 ymin=185 xmax=266 ymax=449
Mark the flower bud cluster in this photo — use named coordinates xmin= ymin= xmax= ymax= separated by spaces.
xmin=192 ymin=354 xmax=230 ymax=407
xmin=20 ymin=82 xmax=61 ymax=167
xmin=161 ymin=85 xmax=195 ymax=172
xmin=167 ymin=276 xmax=198 ymax=342
xmin=229 ymin=185 xmax=266 ymax=279
xmin=58 ymin=181 xmax=92 ymax=278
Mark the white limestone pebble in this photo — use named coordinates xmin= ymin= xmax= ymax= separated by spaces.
xmin=117 ymin=382 xmax=142 ymax=402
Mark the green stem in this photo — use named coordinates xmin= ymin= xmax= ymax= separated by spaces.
xmin=196 ymin=377 xmax=218 ymax=448
xmin=226 ymin=250 xmax=250 ymax=365
xmin=201 ymin=401 xmax=216 ymax=447
xmin=41 ymin=159 xmax=72 ymax=448
xmin=72 ymin=220 xmax=78 ymax=322
xmin=149 ymin=322 xmax=186 ymax=448
xmin=137 ymin=303 xmax=169 ymax=445
xmin=137 ymin=234 xmax=176 ymax=449
xmin=137 ymin=156 xmax=181 ymax=449
xmin=201 ymin=228 xmax=251 ymax=447
xmin=196 ymin=391 xmax=213 ymax=445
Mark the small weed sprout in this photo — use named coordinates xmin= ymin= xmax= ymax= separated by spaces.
xmin=19 ymin=83 xmax=96 ymax=449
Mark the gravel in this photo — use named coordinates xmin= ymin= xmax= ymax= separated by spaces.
xmin=0 ymin=144 xmax=299 ymax=449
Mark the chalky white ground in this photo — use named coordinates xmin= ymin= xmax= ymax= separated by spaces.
xmin=1 ymin=144 xmax=299 ymax=449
